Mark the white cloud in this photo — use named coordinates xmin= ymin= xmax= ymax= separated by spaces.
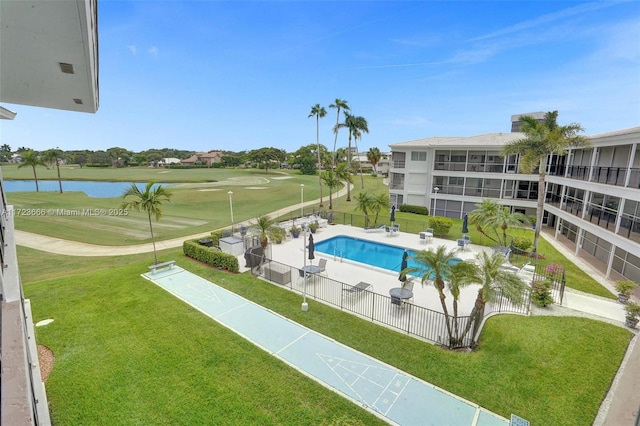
xmin=148 ymin=46 xmax=159 ymax=58
xmin=127 ymin=45 xmax=137 ymax=56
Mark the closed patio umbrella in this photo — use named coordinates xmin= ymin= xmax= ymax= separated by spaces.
xmin=390 ymin=205 xmax=396 ymax=224
xmin=308 ymin=234 xmax=315 ymax=263
xmin=462 ymin=213 xmax=469 ymax=234
xmin=398 ymin=249 xmax=408 ymax=282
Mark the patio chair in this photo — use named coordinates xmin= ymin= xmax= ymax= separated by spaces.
xmin=298 ymin=268 xmax=306 ymax=285
xmin=385 ymin=226 xmax=392 ymax=237
xmin=391 ymin=296 xmax=404 ymax=308
xmin=403 ymin=280 xmax=415 ymax=301
xmin=342 ymin=281 xmax=372 ymax=298
xmin=419 ymin=232 xmax=427 ymax=244
xmin=318 ymin=258 xmax=328 ymax=275
xmin=364 ymin=224 xmax=385 ymax=233
xmin=457 ymin=239 xmax=466 ymax=251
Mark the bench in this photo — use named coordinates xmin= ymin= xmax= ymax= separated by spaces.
xmin=148 ymin=260 xmax=176 ymax=274
xmin=343 ymin=281 xmax=372 ymax=297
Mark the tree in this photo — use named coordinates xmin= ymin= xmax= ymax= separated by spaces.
xmin=248 ymin=147 xmax=286 ymax=173
xmin=354 ymin=192 xmax=373 ymax=227
xmin=369 ymin=193 xmax=391 ymax=225
xmin=43 ymin=148 xmax=64 ymax=193
xmin=0 ymin=144 xmax=11 ymax=162
xmin=251 ymin=215 xmax=276 ymax=251
xmin=309 ymin=104 xmax=327 ymax=207
xmin=121 ymin=182 xmax=172 ymax=265
xmin=405 ymin=245 xmax=461 ymax=343
xmin=502 ymin=111 xmax=589 ymax=252
xmin=18 ymin=150 xmax=45 ymax=191
xmin=459 ymin=251 xmax=527 ymax=345
xmin=334 ymin=162 xmax=352 ymax=205
xmin=321 ymin=170 xmax=341 ymax=210
xmin=468 ymin=199 xmax=527 ymax=247
xmin=107 ymin=147 xmax=130 ymax=168
xmin=367 ymin=147 xmax=382 ymax=185
xmin=329 ymin=99 xmax=350 ymax=170
xmin=338 ymin=112 xmax=369 ymax=198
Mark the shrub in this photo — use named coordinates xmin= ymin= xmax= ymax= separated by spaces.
xmin=210 ymin=230 xmax=223 ymax=247
xmin=428 ymin=216 xmax=453 ymax=237
xmin=532 ymin=279 xmax=554 ymax=307
xmin=183 ymin=239 xmax=239 ymax=272
xmin=511 ymin=236 xmax=532 ymax=252
xmin=398 ymin=204 xmax=429 ymax=216
xmin=614 ymin=280 xmax=638 ymax=298
xmin=269 ymin=226 xmax=286 ymax=244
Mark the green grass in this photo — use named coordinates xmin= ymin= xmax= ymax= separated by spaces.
xmin=23 ymin=248 xmax=632 ymax=426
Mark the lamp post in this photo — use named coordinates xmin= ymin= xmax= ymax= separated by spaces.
xmin=301 ymin=226 xmax=309 ymax=311
xmin=300 ymin=184 xmax=304 ymax=218
xmin=228 ymin=191 xmax=234 ymax=235
xmin=433 ymin=187 xmax=440 ymax=216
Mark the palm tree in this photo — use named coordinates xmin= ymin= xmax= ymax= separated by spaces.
xmin=251 ymin=215 xmax=276 ymax=250
xmin=121 ymin=182 xmax=172 ymax=265
xmin=468 ymin=199 xmax=526 ymax=247
xmin=43 ymin=148 xmax=64 ymax=193
xmin=459 ymin=251 xmax=528 ymax=344
xmin=333 ymin=162 xmax=352 ymax=206
xmin=321 ymin=170 xmax=340 ymax=210
xmin=18 ymin=150 xmax=45 ymax=192
xmin=405 ymin=245 xmax=460 ymax=342
xmin=354 ymin=192 xmax=373 ymax=227
xmin=369 ymin=193 xmax=391 ymax=225
xmin=340 ymin=112 xmax=369 ymax=200
xmin=444 ymin=262 xmax=479 ymax=342
xmin=308 ymin=104 xmax=327 ymax=207
xmin=367 ymin=147 xmax=382 ymax=186
xmin=502 ymin=111 xmax=589 ymax=252
xmin=329 ymin=98 xmax=350 ymax=169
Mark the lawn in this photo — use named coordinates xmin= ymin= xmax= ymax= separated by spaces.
xmin=23 ymin=248 xmax=632 ymax=426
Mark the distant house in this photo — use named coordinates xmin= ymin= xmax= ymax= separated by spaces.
xmin=181 ymin=151 xmax=223 ymax=166
xmin=159 ymin=157 xmax=181 ymax=166
xmin=9 ymin=153 xmax=23 ymax=164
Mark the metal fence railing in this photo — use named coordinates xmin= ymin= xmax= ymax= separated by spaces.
xmin=254 ymin=258 xmax=531 ymax=348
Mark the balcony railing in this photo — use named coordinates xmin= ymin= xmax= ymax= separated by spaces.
xmin=392 ymin=160 xmax=405 ymax=169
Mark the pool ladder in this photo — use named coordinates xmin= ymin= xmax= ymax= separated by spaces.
xmin=333 ymin=247 xmax=344 ymax=263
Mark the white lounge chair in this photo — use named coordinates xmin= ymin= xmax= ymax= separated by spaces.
xmin=364 ymin=224 xmax=385 ymax=233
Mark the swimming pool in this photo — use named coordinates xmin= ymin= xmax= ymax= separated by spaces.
xmin=314 ymin=235 xmax=461 ymax=273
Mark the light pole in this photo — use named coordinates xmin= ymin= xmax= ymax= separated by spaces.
xmin=433 ymin=187 xmax=439 ymax=216
xmin=301 ymin=226 xmax=309 ymax=312
xmin=228 ymin=191 xmax=234 ymax=235
xmin=300 ymin=184 xmax=304 ymax=218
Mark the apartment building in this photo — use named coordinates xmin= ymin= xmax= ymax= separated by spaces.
xmin=388 ymin=116 xmax=640 ymax=283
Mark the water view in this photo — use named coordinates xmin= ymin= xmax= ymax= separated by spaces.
xmin=4 ymin=180 xmax=170 ymax=198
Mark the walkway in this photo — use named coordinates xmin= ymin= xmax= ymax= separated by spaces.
xmin=143 ymin=266 xmax=509 ymax=426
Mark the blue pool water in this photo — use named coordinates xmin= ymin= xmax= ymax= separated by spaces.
xmin=314 ymin=235 xmax=461 ymax=273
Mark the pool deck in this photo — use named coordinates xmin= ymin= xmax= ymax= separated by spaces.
xmin=259 ymin=223 xmax=530 ymax=317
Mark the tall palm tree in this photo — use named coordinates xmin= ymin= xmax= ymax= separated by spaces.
xmin=121 ymin=182 xmax=172 ymax=265
xmin=502 ymin=111 xmax=589 ymax=252
xmin=18 ymin=150 xmax=45 ymax=192
xmin=405 ymin=245 xmax=461 ymax=342
xmin=351 ymin=116 xmax=369 ymax=189
xmin=329 ymin=98 xmax=350 ymax=169
xmin=468 ymin=199 xmax=526 ymax=247
xmin=333 ymin=162 xmax=352 ymax=206
xmin=444 ymin=262 xmax=479 ymax=342
xmin=308 ymin=104 xmax=327 ymax=207
xmin=340 ymin=112 xmax=369 ymax=200
xmin=367 ymin=147 xmax=382 ymax=186
xmin=459 ymin=251 xmax=528 ymax=344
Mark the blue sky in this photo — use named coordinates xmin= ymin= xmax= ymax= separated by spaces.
xmin=3 ymin=1 xmax=640 ymax=154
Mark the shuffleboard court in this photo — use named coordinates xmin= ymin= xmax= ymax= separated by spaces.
xmin=143 ymin=267 xmax=509 ymax=426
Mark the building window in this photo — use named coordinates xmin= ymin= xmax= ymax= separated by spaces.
xmin=411 ymin=151 xmax=427 ymax=161
xmin=392 ymin=152 xmax=406 ymax=168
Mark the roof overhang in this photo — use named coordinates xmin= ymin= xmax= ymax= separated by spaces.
xmin=0 ymin=106 xmax=17 ymax=120
xmin=0 ymin=0 xmax=99 ymax=113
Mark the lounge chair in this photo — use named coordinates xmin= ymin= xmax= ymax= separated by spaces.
xmin=364 ymin=224 xmax=385 ymax=233
xmin=342 ymin=281 xmax=372 ymax=298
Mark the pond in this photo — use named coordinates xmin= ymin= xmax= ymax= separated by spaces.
xmin=4 ymin=180 xmax=171 ymax=198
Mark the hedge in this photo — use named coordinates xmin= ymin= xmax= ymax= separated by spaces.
xmin=399 ymin=204 xmax=429 ymax=216
xmin=183 ymin=239 xmax=240 ymax=272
